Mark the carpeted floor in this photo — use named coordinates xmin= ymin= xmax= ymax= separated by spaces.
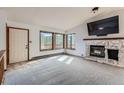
xmin=3 ymin=54 xmax=124 ymax=85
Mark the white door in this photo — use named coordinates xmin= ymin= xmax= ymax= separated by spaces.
xmin=9 ymin=28 xmax=28 ymax=63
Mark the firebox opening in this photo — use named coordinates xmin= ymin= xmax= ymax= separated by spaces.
xmin=90 ymin=45 xmax=105 ymax=58
xmin=107 ymin=49 xmax=119 ymax=61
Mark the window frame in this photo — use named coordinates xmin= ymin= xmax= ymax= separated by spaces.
xmin=54 ymin=33 xmax=65 ymax=49
xmin=40 ymin=31 xmax=54 ymax=51
xmin=66 ymin=33 xmax=76 ymax=50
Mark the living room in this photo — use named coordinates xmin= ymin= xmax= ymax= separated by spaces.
xmin=0 ymin=5 xmax=124 ymax=91
xmin=1 ymin=7 xmax=124 ymax=85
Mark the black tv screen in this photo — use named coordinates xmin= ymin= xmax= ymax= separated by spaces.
xmin=87 ymin=16 xmax=119 ymax=36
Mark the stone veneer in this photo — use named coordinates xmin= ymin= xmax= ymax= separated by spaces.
xmin=84 ymin=39 xmax=124 ymax=67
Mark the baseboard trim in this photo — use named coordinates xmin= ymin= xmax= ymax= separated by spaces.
xmin=64 ymin=53 xmax=84 ymax=58
xmin=31 ymin=52 xmax=84 ymax=61
xmin=31 ymin=52 xmax=65 ymax=60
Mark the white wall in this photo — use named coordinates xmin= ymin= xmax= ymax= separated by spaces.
xmin=0 ymin=10 xmax=7 ymax=51
xmin=0 ymin=10 xmax=7 ymax=69
xmin=7 ymin=21 xmax=65 ymax=59
xmin=66 ymin=9 xmax=124 ymax=57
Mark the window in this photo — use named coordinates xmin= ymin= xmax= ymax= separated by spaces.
xmin=40 ymin=31 xmax=66 ymax=51
xmin=67 ymin=33 xmax=75 ymax=49
xmin=40 ymin=31 xmax=53 ymax=50
xmin=55 ymin=33 xmax=64 ymax=49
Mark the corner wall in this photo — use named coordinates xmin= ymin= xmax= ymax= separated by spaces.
xmin=65 ymin=25 xmax=86 ymax=57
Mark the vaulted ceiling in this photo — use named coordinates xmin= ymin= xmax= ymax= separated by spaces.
xmin=1 ymin=7 xmax=124 ymax=30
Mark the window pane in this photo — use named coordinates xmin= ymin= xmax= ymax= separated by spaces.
xmin=67 ymin=34 xmax=75 ymax=49
xmin=40 ymin=32 xmax=52 ymax=50
xmin=71 ymin=34 xmax=75 ymax=49
xmin=67 ymin=34 xmax=72 ymax=48
xmin=55 ymin=34 xmax=63 ymax=49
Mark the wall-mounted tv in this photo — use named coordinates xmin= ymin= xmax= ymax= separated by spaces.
xmin=87 ymin=16 xmax=119 ymax=36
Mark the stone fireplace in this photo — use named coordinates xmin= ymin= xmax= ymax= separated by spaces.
xmin=83 ymin=38 xmax=124 ymax=67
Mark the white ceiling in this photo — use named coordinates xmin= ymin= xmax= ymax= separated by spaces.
xmin=1 ymin=7 xmax=124 ymax=30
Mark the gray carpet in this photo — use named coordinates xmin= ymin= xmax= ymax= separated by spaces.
xmin=3 ymin=55 xmax=124 ymax=85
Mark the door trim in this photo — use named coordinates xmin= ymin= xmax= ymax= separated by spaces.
xmin=6 ymin=26 xmax=30 ymax=65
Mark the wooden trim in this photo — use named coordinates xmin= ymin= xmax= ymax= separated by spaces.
xmin=40 ymin=30 xmax=53 ymax=34
xmin=54 ymin=32 xmax=64 ymax=35
xmin=83 ymin=37 xmax=124 ymax=41
xmin=6 ymin=25 xmax=9 ymax=65
xmin=66 ymin=34 xmax=68 ymax=48
xmin=52 ymin=32 xmax=54 ymax=50
xmin=40 ymin=31 xmax=65 ymax=51
xmin=39 ymin=31 xmax=41 ymax=51
xmin=6 ymin=26 xmax=30 ymax=65
xmin=63 ymin=34 xmax=65 ymax=48
xmin=7 ymin=26 xmax=29 ymax=31
xmin=54 ymin=33 xmax=64 ymax=49
xmin=27 ymin=29 xmax=30 ymax=61
xmin=39 ymin=31 xmax=53 ymax=51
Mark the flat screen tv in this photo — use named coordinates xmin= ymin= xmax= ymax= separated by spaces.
xmin=87 ymin=16 xmax=119 ymax=36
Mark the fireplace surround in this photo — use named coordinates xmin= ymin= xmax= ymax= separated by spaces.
xmin=84 ymin=38 xmax=124 ymax=67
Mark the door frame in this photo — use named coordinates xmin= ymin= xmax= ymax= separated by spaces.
xmin=6 ymin=26 xmax=30 ymax=65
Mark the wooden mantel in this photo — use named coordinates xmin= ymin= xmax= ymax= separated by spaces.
xmin=0 ymin=50 xmax=5 ymax=85
xmin=83 ymin=37 xmax=124 ymax=41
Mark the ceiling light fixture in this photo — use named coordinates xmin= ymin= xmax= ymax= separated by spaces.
xmin=92 ymin=7 xmax=99 ymax=13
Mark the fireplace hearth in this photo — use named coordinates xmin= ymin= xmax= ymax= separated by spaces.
xmin=90 ymin=45 xmax=105 ymax=58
